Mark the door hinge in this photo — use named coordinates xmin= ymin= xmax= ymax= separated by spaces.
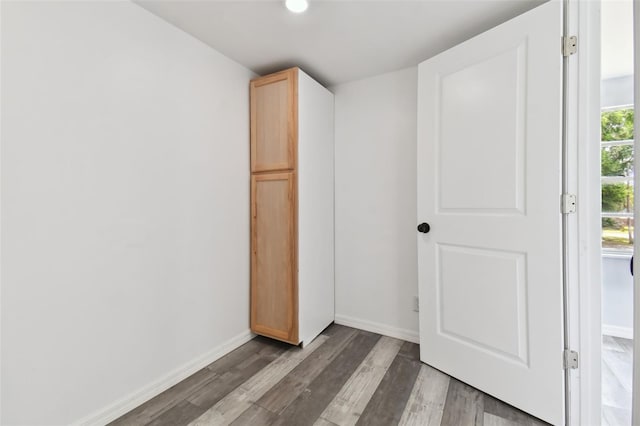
xmin=563 ymin=349 xmax=579 ymax=369
xmin=561 ymin=193 xmax=577 ymax=214
xmin=562 ymin=35 xmax=577 ymax=56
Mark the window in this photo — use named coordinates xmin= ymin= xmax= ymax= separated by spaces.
xmin=601 ymin=106 xmax=634 ymax=251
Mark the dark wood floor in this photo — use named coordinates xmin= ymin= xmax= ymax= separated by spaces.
xmin=602 ymin=335 xmax=632 ymax=426
xmin=110 ymin=324 xmax=549 ymax=426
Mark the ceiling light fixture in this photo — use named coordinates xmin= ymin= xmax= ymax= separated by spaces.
xmin=285 ymin=0 xmax=308 ymax=13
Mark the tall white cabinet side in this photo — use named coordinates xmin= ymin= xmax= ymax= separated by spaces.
xmin=297 ymin=70 xmax=335 ymax=346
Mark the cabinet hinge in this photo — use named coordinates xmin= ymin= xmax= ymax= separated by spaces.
xmin=563 ymin=349 xmax=579 ymax=369
xmin=561 ymin=193 xmax=577 ymax=214
xmin=562 ymin=36 xmax=578 ymax=56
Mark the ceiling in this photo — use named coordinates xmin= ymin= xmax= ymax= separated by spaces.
xmin=136 ymin=0 xmax=546 ymax=87
xmin=137 ymin=0 xmax=634 ymax=86
xmin=601 ymin=0 xmax=634 ymax=79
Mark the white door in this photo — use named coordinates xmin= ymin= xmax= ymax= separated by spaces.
xmin=417 ymin=2 xmax=564 ymax=425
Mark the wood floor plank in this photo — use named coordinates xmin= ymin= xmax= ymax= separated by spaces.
xmin=229 ymin=404 xmax=277 ymax=426
xmin=355 ymin=348 xmax=421 ymax=426
xmin=483 ymin=413 xmax=517 ymax=426
xmin=241 ymin=336 xmax=329 ymax=398
xmin=189 ymin=335 xmax=329 ymax=425
xmin=229 ymin=340 xmax=289 ymax=371
xmin=146 ymin=401 xmax=206 ymax=426
xmin=257 ymin=325 xmax=358 ymax=414
xmin=316 ymin=336 xmax=403 ymax=426
xmin=111 ymin=336 xmax=287 ymax=425
xmin=397 ymin=341 xmax=420 ymax=361
xmin=109 ymin=336 xmax=284 ymax=426
xmin=108 ymin=367 xmax=219 ymax=426
xmin=270 ymin=331 xmax=381 ymax=426
xmin=313 ymin=418 xmax=339 ymax=426
xmin=111 ymin=326 xmax=551 ymax=426
xmin=187 ymin=344 xmax=286 ymax=410
xmin=483 ymin=394 xmax=549 ymax=426
xmin=321 ymin=323 xmax=348 ymax=337
xmin=207 ymin=337 xmax=288 ymax=375
xmin=397 ymin=364 xmax=450 ymax=426
xmin=440 ymin=378 xmax=484 ymax=426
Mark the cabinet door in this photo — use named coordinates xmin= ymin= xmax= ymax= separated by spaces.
xmin=251 ymin=172 xmax=298 ymax=343
xmin=250 ymin=68 xmax=297 ymax=172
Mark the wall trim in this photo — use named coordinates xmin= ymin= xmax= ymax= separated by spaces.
xmin=603 ymin=324 xmax=633 ymax=340
xmin=71 ymin=329 xmax=254 ymax=426
xmin=334 ymin=314 xmax=419 ymax=343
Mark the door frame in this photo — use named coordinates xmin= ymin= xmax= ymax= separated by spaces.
xmin=566 ymin=0 xmax=602 ymax=425
xmin=633 ymin=1 xmax=640 ymax=423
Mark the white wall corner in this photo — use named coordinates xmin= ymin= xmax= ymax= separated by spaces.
xmin=71 ymin=330 xmax=254 ymax=426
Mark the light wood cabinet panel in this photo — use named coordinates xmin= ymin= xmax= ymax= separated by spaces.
xmin=250 ymin=67 xmax=334 ymax=346
xmin=250 ymin=69 xmax=297 ymax=172
xmin=250 ymin=172 xmax=298 ymax=343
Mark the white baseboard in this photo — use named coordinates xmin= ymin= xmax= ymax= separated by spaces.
xmin=334 ymin=314 xmax=419 ymax=344
xmin=602 ymin=324 xmax=633 ymax=340
xmin=72 ymin=329 xmax=254 ymax=426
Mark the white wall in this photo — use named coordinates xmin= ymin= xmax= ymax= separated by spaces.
xmin=601 ymin=75 xmax=634 ymax=108
xmin=333 ymin=67 xmax=419 ymax=342
xmin=1 ymin=2 xmax=254 ymax=424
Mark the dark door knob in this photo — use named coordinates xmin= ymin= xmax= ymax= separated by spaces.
xmin=417 ymin=223 xmax=430 ymax=234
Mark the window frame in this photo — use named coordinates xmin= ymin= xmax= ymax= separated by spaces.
xmin=600 ymin=103 xmax=635 ymax=255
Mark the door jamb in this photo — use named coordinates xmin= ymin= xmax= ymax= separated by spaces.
xmin=566 ymin=0 xmax=602 ymax=425
xmin=632 ymin=1 xmax=640 ymax=423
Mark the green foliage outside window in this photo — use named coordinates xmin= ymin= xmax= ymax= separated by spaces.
xmin=602 ymin=183 xmax=630 ymax=212
xmin=602 ymin=109 xmax=634 ymax=142
xmin=601 ymin=108 xmax=634 ymax=249
xmin=601 ymin=145 xmax=633 ymax=177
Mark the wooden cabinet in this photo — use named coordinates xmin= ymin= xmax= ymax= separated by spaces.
xmin=250 ymin=71 xmax=297 ymax=172
xmin=251 ymin=172 xmax=297 ymax=342
xmin=250 ymin=68 xmax=334 ymax=346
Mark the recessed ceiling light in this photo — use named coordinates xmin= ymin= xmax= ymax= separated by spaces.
xmin=285 ymin=0 xmax=308 ymax=13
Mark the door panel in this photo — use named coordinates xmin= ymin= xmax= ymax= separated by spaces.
xmin=438 ymin=244 xmax=529 ymax=365
xmin=251 ymin=172 xmax=298 ymax=343
xmin=438 ymin=44 xmax=526 ymax=214
xmin=417 ymin=2 xmax=564 ymax=424
xmin=250 ymin=68 xmax=298 ymax=172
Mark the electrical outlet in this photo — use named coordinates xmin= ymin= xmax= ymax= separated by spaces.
xmin=412 ymin=296 xmax=419 ymax=312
